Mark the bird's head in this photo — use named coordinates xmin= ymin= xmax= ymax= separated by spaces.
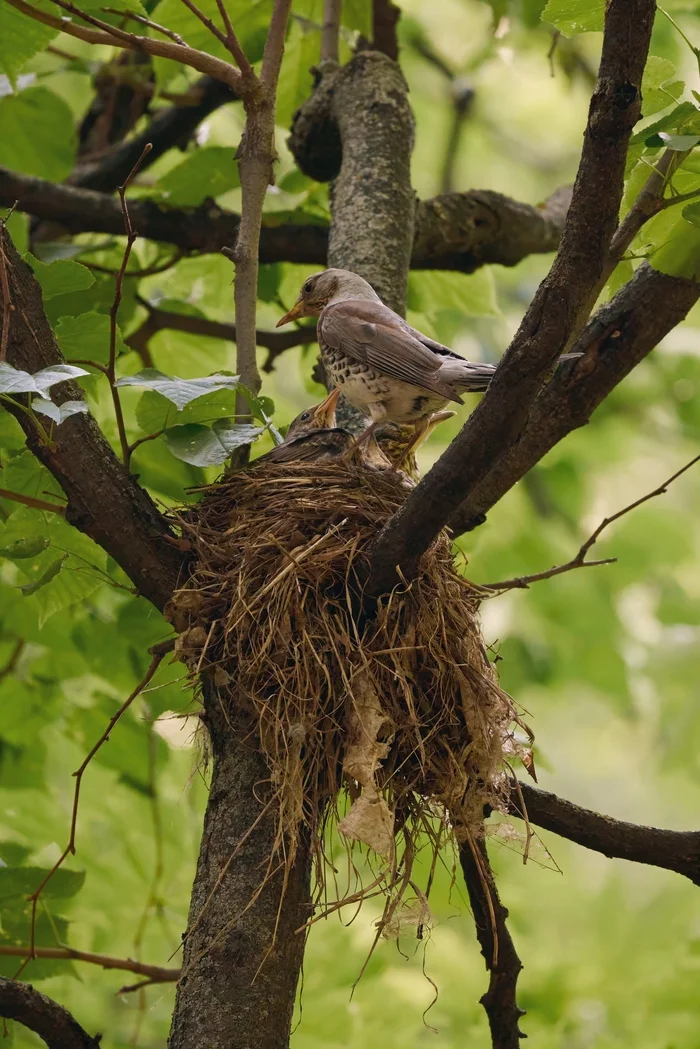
xmin=284 ymin=387 xmax=341 ymax=441
xmin=276 ymin=269 xmax=379 ymax=326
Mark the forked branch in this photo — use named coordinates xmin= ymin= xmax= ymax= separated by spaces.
xmin=479 ymin=453 xmax=700 ymax=592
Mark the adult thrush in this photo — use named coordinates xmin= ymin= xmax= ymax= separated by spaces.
xmin=277 ymin=268 xmax=579 ymax=455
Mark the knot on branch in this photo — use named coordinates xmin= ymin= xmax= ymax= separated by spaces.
xmin=288 ymin=60 xmax=342 ymax=181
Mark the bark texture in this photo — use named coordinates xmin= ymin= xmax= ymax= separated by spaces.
xmin=366 ymin=0 xmax=657 ymax=594
xmin=460 ymin=837 xmax=524 ymax=1049
xmin=0 ymin=978 xmax=100 ymax=1049
xmin=168 ymin=696 xmax=312 ymax=1049
xmin=506 ymin=782 xmax=700 ymax=886
xmin=1 ymin=229 xmax=183 ymax=611
xmin=448 ymin=263 xmax=700 ymax=534
xmin=0 ymin=167 xmax=568 ymax=275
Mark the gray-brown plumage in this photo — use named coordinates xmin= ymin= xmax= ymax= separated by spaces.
xmin=277 ymin=268 xmax=579 ymax=454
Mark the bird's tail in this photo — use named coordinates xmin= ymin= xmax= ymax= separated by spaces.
xmin=450 ymin=352 xmax=582 ymax=394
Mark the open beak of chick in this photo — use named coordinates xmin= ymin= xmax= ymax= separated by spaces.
xmin=313 ymin=387 xmax=341 ymax=428
xmin=276 ymin=298 xmax=306 ymax=327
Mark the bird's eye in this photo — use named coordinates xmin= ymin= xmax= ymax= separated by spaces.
xmin=303 ymin=280 xmax=313 ymax=295
xmin=300 ymin=412 xmax=311 ymax=422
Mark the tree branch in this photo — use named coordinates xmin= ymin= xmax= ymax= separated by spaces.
xmin=447 ymin=262 xmax=700 ymax=535
xmin=226 ymin=0 xmax=292 ymax=399
xmin=321 ymin=0 xmax=341 ymax=62
xmin=372 ymin=0 xmax=400 ymax=60
xmin=125 ymin=301 xmax=318 ymax=372
xmin=0 ymin=946 xmax=178 ymax=984
xmin=0 ymin=167 xmax=571 ymax=273
xmin=0 ymin=227 xmax=184 ymax=611
xmin=479 ymin=451 xmax=700 ymax=590
xmin=71 ymin=76 xmax=239 ymax=194
xmin=5 ymin=0 xmax=242 ymax=90
xmin=459 ymin=832 xmax=525 ymax=1049
xmin=0 ymin=978 xmax=100 ymax=1049
xmin=366 ymin=0 xmax=657 ymax=594
xmin=505 ymin=782 xmax=700 ymax=886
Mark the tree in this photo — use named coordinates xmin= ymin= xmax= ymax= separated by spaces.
xmin=1 ymin=0 xmax=700 ymax=1046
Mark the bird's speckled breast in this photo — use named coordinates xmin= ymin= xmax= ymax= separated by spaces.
xmin=320 ymin=342 xmax=448 ymax=424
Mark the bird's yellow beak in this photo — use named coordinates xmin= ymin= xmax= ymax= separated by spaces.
xmin=314 ymin=387 xmax=341 ymax=428
xmin=276 ymin=300 xmax=305 ymax=327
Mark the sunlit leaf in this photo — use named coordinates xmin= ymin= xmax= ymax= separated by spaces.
xmin=25 ymin=254 xmax=95 ymax=300
xmin=164 ymin=420 xmax=263 ymax=465
xmin=541 ymin=0 xmax=604 ymax=36
xmin=0 ymin=362 xmax=89 ymax=398
xmin=31 ymin=399 xmax=90 ymax=424
xmin=157 ymin=147 xmax=241 ymax=206
xmin=116 ymin=369 xmax=240 ymax=408
xmin=0 ymin=85 xmax=75 ymax=179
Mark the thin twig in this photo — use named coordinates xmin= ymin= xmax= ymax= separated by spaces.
xmin=320 ymin=0 xmax=341 ymax=62
xmin=15 ymin=652 xmax=165 ymax=981
xmin=0 ymin=226 xmax=12 ymax=362
xmin=0 ymin=639 xmax=24 ymax=683
xmin=214 ymin=0 xmax=254 ymax=75
xmin=108 ymin=143 xmax=152 ymax=467
xmin=0 ymin=487 xmax=66 ymax=515
xmin=480 ymin=453 xmax=700 ymax=592
xmin=0 ymin=945 xmax=178 ymax=983
xmin=126 ymin=428 xmax=167 ymax=468
xmin=5 ymin=0 xmax=242 ymax=90
xmin=100 ymin=6 xmax=187 ymax=43
xmin=178 ymin=0 xmax=228 ymax=48
xmin=85 ymin=250 xmax=184 ymax=278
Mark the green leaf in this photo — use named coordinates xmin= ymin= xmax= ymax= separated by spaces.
xmin=641 ymin=57 xmax=684 ymax=117
xmin=164 ymin=420 xmax=263 ymax=465
xmin=0 ymin=537 xmax=50 ymax=559
xmin=645 ymin=132 xmax=700 ymax=150
xmin=135 ymin=387 xmax=240 ymax=433
xmin=650 ymin=216 xmax=700 ymax=280
xmin=0 ymin=85 xmax=75 ymax=180
xmin=683 ymin=201 xmax=700 ymax=227
xmin=54 ymin=312 xmax=126 ymax=365
xmin=0 ymin=362 xmax=89 ymax=398
xmin=407 ymin=269 xmax=500 ymax=318
xmin=157 ymin=147 xmax=241 ymax=206
xmin=632 ymin=102 xmax=700 ymax=144
xmin=0 ymin=865 xmax=85 ymax=901
xmin=25 ymin=254 xmax=95 ymax=300
xmin=19 ymin=554 xmax=68 ymax=596
xmin=541 ymin=0 xmax=604 ymax=37
xmin=115 ymin=369 xmax=240 ymax=408
xmin=31 ymin=399 xmax=89 ymax=425
xmin=0 ymin=4 xmax=57 ymax=88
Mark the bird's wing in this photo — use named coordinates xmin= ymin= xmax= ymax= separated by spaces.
xmin=255 ymin=429 xmax=351 ymax=464
xmin=319 ymin=300 xmax=464 ymax=403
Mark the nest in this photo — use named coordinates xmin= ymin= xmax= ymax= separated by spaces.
xmin=167 ymin=458 xmax=526 ymax=933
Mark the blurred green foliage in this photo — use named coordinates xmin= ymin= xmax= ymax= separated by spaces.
xmin=2 ymin=0 xmax=700 ymax=1045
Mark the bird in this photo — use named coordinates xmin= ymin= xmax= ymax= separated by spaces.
xmin=376 ymin=410 xmax=456 ymax=481
xmin=276 ymin=268 xmax=579 ymax=457
xmin=254 ymin=388 xmax=357 ymax=465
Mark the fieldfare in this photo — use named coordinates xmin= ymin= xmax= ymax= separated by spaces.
xmin=277 ymin=268 xmax=579 ymax=457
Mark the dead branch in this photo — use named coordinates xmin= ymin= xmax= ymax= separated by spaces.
xmin=479 ymin=453 xmax=700 ymax=591
xmin=15 ymin=653 xmax=165 ymax=980
xmin=0 ymin=978 xmax=100 ymax=1049
xmin=504 ymin=781 xmax=700 ymax=886
xmin=321 ymin=0 xmax=342 ymax=62
xmin=0 ymin=946 xmax=178 ymax=984
xmin=460 ymin=833 xmax=525 ymax=1049
xmin=0 ymin=487 xmax=66 ymax=515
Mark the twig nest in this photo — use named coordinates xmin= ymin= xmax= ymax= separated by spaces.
xmin=168 ymin=457 xmax=524 ymax=928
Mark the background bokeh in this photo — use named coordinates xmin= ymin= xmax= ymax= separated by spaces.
xmin=2 ymin=0 xmax=700 ymax=1045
